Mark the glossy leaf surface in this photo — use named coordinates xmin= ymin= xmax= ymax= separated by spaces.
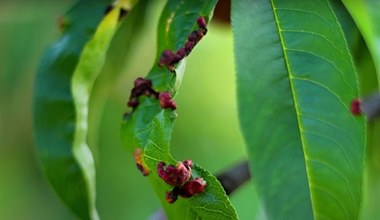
xmin=232 ymin=0 xmax=365 ymax=219
xmin=121 ymin=0 xmax=238 ymax=219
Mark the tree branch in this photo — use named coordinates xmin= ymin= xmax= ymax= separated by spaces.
xmin=216 ymin=160 xmax=251 ymax=195
xmin=361 ymin=93 xmax=380 ymax=121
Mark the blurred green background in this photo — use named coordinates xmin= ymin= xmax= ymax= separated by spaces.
xmin=0 ymin=1 xmax=263 ymax=219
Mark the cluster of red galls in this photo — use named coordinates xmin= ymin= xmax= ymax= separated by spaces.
xmin=158 ymin=16 xmax=208 ymax=72
xmin=157 ymin=160 xmax=206 ymax=203
xmin=126 ymin=16 xmax=208 ymax=110
xmin=127 ymin=77 xmax=176 ymax=110
xmin=128 ymin=17 xmax=210 ymax=204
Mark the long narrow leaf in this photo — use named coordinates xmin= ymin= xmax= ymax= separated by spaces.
xmin=232 ymin=0 xmax=365 ymax=219
xmin=34 ymin=1 xmax=132 ymax=219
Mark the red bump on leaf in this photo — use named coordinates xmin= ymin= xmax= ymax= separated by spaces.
xmin=134 ymin=77 xmax=152 ymax=88
xmin=197 ymin=16 xmax=207 ymax=29
xmin=350 ymin=99 xmax=362 ymax=115
xmin=179 ymin=177 xmax=207 ymax=198
xmin=176 ymin=48 xmax=187 ymax=60
xmin=195 ymin=29 xmax=204 ymax=42
xmin=133 ymin=148 xmax=150 ymax=176
xmin=159 ymin=49 xmax=176 ymax=67
xmin=183 ymin=160 xmax=193 ymax=170
xmin=159 ymin=92 xmax=177 ymax=110
xmin=127 ymin=77 xmax=158 ymax=109
xmin=184 ymin=41 xmax=195 ymax=55
xmin=127 ymin=98 xmax=139 ymax=108
xmin=131 ymin=77 xmax=153 ymax=97
xmin=157 ymin=161 xmax=192 ymax=186
xmin=188 ymin=31 xmax=198 ymax=42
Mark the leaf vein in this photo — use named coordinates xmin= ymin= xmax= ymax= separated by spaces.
xmin=310 ymin=184 xmax=350 ymax=219
xmin=274 ymin=8 xmax=329 ymax=24
xmin=270 ymin=2 xmax=316 ymax=218
xmin=281 ymin=29 xmax=347 ymax=58
xmin=286 ymin=48 xmax=351 ymax=88
xmin=300 ymin=114 xmax=360 ymax=154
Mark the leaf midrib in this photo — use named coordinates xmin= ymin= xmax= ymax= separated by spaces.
xmin=269 ymin=1 xmax=316 ymax=219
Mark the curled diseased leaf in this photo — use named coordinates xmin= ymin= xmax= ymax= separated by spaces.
xmin=34 ymin=1 xmax=134 ymax=219
xmin=121 ymin=0 xmax=238 ymax=219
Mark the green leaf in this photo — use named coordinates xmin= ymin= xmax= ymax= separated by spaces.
xmin=232 ymin=0 xmax=365 ymax=219
xmin=122 ymin=99 xmax=237 ymax=220
xmin=33 ymin=1 xmax=131 ymax=219
xmin=121 ymin=0 xmax=238 ymax=219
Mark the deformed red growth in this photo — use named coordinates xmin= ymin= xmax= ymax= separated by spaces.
xmin=158 ymin=50 xmax=177 ymax=70
xmin=184 ymin=41 xmax=195 ymax=55
xmin=196 ymin=29 xmax=205 ymax=41
xmin=178 ymin=177 xmax=207 ymax=198
xmin=157 ymin=160 xmax=192 ymax=186
xmin=187 ymin=31 xmax=198 ymax=42
xmin=350 ymin=99 xmax=362 ymax=115
xmin=127 ymin=77 xmax=159 ymax=109
xmin=164 ymin=177 xmax=207 ymax=204
xmin=183 ymin=160 xmax=192 ymax=170
xmin=131 ymin=77 xmax=156 ymax=98
xmin=158 ymin=160 xmax=207 ymax=203
xmin=127 ymin=98 xmax=139 ymax=108
xmin=159 ymin=92 xmax=177 ymax=110
xmin=176 ymin=48 xmax=187 ymax=60
xmin=197 ymin=16 xmax=207 ymax=30
xmin=134 ymin=148 xmax=150 ymax=176
xmin=134 ymin=77 xmax=152 ymax=88
xmin=126 ymin=77 xmax=178 ymax=111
